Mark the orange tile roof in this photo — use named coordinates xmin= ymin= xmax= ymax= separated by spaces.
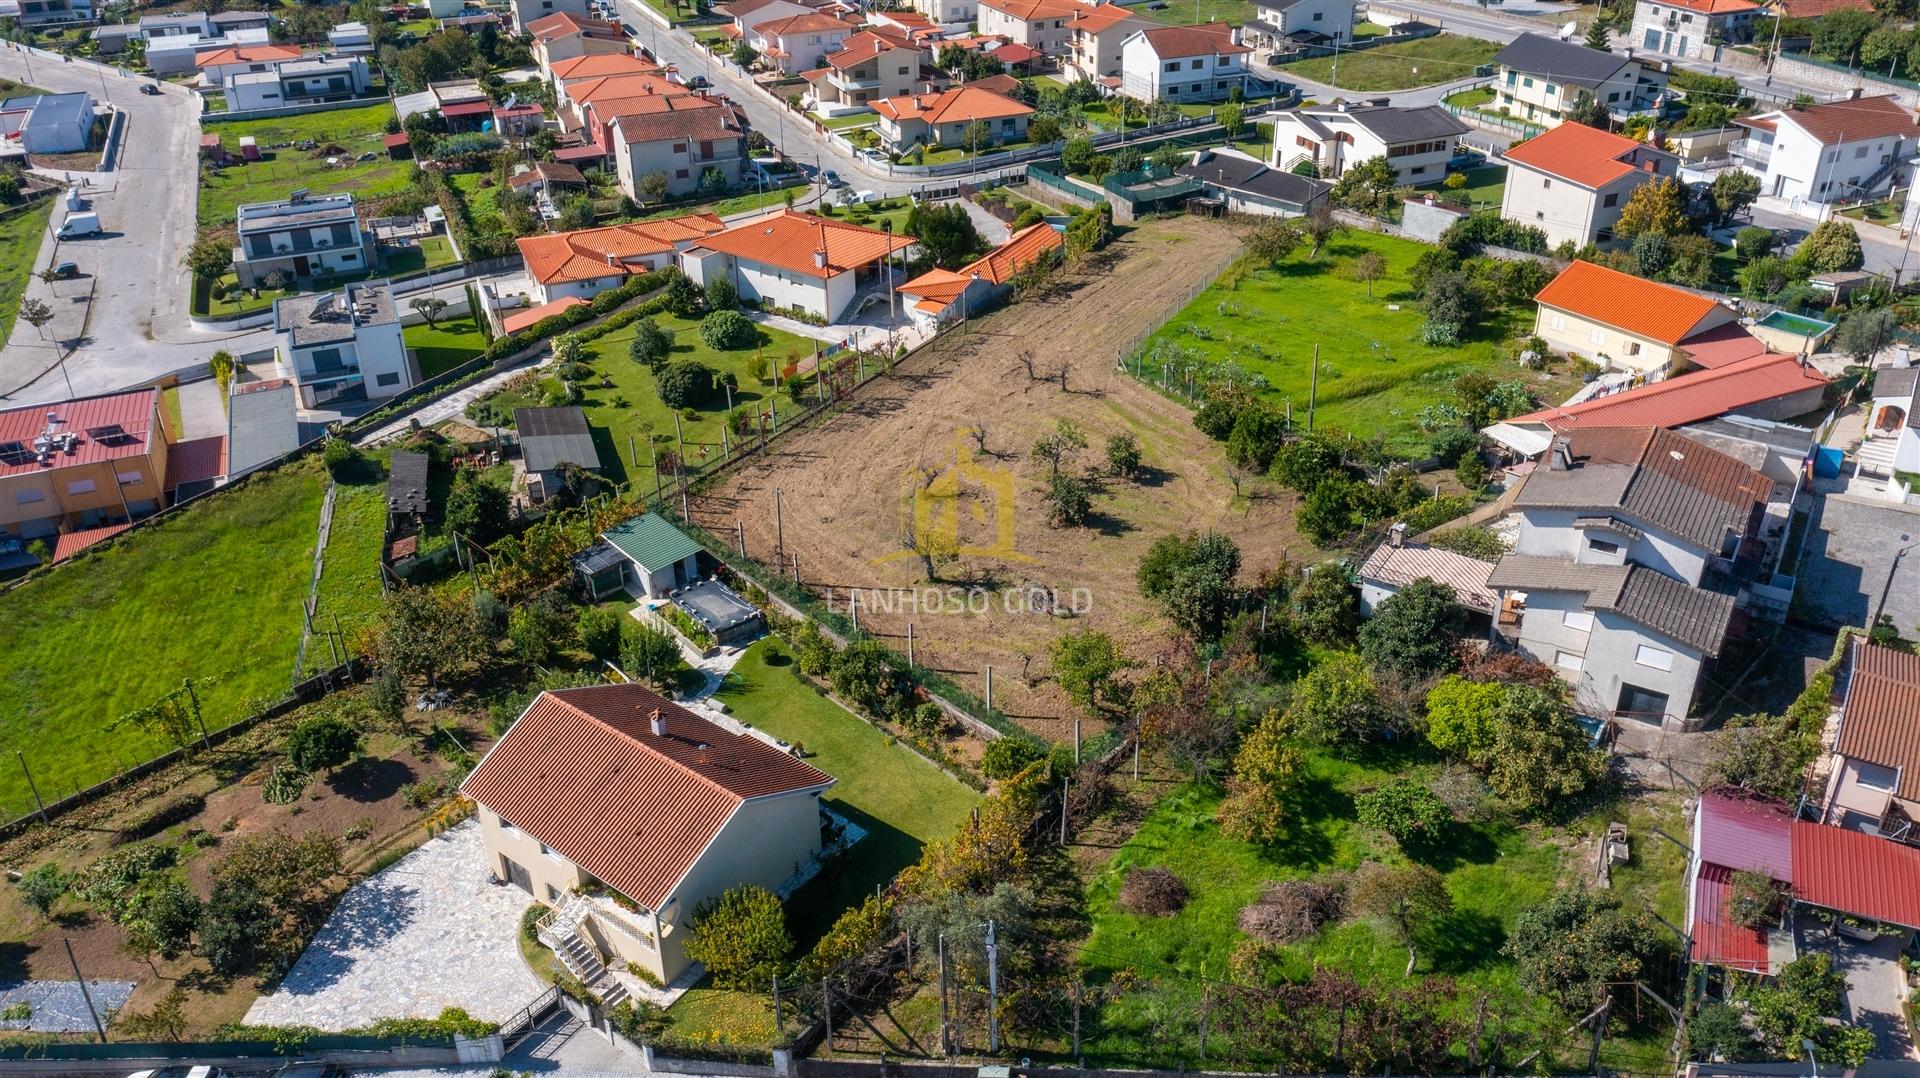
xmin=1662 ymin=0 xmax=1760 ymax=11
xmin=194 ymin=43 xmax=302 ymax=67
xmin=1535 ymin=260 xmax=1723 ymax=345
xmin=1512 ymin=352 xmax=1827 ymax=431
xmin=1502 ymin=120 xmax=1663 ymax=187
xmin=550 ymin=53 xmax=661 ymax=81
xmin=1136 ymin=23 xmax=1250 ymax=57
xmin=824 ymin=28 xmax=919 ymax=68
xmin=898 ymin=222 xmax=1062 ymax=311
xmin=872 ymin=84 xmax=1033 ymax=124
xmin=898 ymin=267 xmax=970 ymax=311
xmin=502 ymin=296 xmax=589 ymax=333
xmin=609 ymin=95 xmax=744 ymax=145
xmin=52 ymin=523 xmax=131 ymax=563
xmin=461 ymin=684 xmax=834 ymax=911
xmin=1764 ymin=94 xmax=1920 ymax=147
xmin=1070 ymin=2 xmax=1143 ymax=31
xmin=751 ymin=11 xmax=857 ymax=35
xmin=690 ymin=210 xmax=915 ymax=279
xmin=528 ymin=10 xmax=622 ymax=39
xmin=516 ymin=212 xmax=728 ymax=284
xmin=980 ymin=0 xmax=1079 ymax=19
xmin=569 ymin=71 xmax=690 ymax=108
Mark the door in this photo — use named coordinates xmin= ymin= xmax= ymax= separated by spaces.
xmin=1615 ymin=684 xmax=1670 ymax=724
xmin=502 ymin=855 xmax=533 ymax=893
xmin=294 ymin=254 xmax=311 ymax=276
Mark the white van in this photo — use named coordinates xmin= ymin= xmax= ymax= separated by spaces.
xmin=57 ymin=212 xmax=101 ymax=239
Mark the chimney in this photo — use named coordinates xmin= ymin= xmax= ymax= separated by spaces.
xmin=813 ymin=248 xmax=828 ymax=269
xmin=649 ymin=707 xmax=666 ymax=736
xmin=1550 ymin=438 xmax=1574 ymax=471
xmin=1848 ymin=86 xmax=1863 ymax=100
xmin=1388 ymin=521 xmax=1407 ymax=548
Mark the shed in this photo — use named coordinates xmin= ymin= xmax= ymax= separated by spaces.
xmin=383 ymin=131 xmax=415 ymax=160
xmin=572 ymin=541 xmax=629 ymax=600
xmin=602 ymin=511 xmax=703 ymax=598
xmin=388 ymin=449 xmax=431 ymax=530
xmin=513 ymin=406 xmax=600 ymax=502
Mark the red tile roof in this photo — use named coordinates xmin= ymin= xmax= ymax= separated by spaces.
xmin=979 ymin=0 xmax=1079 ymax=19
xmin=516 ymin=212 xmax=727 ymax=285
xmin=461 ymin=684 xmax=834 ymax=910
xmin=690 ymin=210 xmax=915 ymax=279
xmin=751 ymin=11 xmax=857 ymax=35
xmin=1769 ymin=0 xmax=1869 ymax=15
xmin=441 ymin=100 xmax=495 ymax=117
xmin=1502 ymin=121 xmax=1664 ymax=187
xmin=195 ymin=43 xmax=303 ymax=68
xmin=163 ymin=434 xmax=225 ymax=489
xmin=1070 ymin=2 xmax=1144 ymax=31
xmin=528 ymin=10 xmax=623 ymax=39
xmin=872 ymin=83 xmax=1032 ymax=124
xmin=1136 ymin=23 xmax=1250 ymax=57
xmin=550 ymin=53 xmax=662 ymax=82
xmin=1691 ymin=862 xmax=1773 ymax=973
xmin=1678 ymin=320 xmax=1770 ymax=369
xmin=1536 ymin=260 xmax=1725 ymax=346
xmin=51 ymin=523 xmax=131 ymax=563
xmin=1791 ymin=819 xmax=1920 ymax=928
xmin=1659 ymin=0 xmax=1759 ymax=11
xmin=1836 ymin=639 xmax=1920 ymax=799
xmin=992 ymin=41 xmax=1042 ymax=63
xmin=554 ymin=143 xmax=610 ymax=162
xmin=502 ymin=296 xmax=589 ymax=333
xmin=0 ymin=389 xmax=159 ymax=481
xmin=897 ymin=221 xmax=1062 ymax=312
xmin=823 ymin=28 xmax=919 ymax=68
xmin=568 ymin=71 xmax=689 ymax=109
xmin=609 ymin=95 xmax=745 ymax=146
xmin=1512 ymin=352 xmax=1828 ymax=431
xmin=1766 ymin=94 xmax=1920 ymax=147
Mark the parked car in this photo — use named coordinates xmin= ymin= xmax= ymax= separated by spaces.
xmin=821 ymin=169 xmax=846 ymax=188
xmin=1447 ymin=149 xmax=1486 ymax=171
xmin=686 ymin=74 xmax=711 ymax=89
xmin=139 ymin=81 xmax=160 ymax=95
xmin=52 ymin=260 xmax=77 ymax=278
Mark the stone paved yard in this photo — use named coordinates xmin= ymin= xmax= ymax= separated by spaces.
xmin=246 ymin=821 xmax=544 ymax=1029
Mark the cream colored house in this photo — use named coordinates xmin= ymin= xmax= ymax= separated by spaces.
xmin=1530 ymin=259 xmax=1748 ymax=378
xmin=1490 ymin=32 xmax=1667 ymax=128
xmin=1820 ymin=639 xmax=1920 ymax=845
xmin=1498 ymin=119 xmax=1677 ymax=248
xmin=977 ymin=0 xmax=1081 ymax=57
xmin=463 ymin=684 xmax=835 ymax=989
xmin=1066 ymin=1 xmax=1151 ymax=81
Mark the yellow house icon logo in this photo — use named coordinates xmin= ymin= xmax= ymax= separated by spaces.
xmin=876 ymin=429 xmax=1029 ymax=565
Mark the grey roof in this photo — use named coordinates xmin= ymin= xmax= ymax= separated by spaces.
xmin=1323 ymin=104 xmax=1469 ymax=143
xmin=515 ymin=406 xmax=601 ymax=473
xmin=1874 ymin=365 xmax=1920 ymax=405
xmin=1493 ymin=32 xmax=1630 ymax=89
xmin=3 ymin=92 xmax=93 ymax=129
xmin=238 ymin=197 xmax=359 ymax=233
xmin=139 ymin=12 xmax=207 ymax=27
xmin=1515 ymin=427 xmax=1770 ymax=552
xmin=211 ymin=10 xmax=271 ymax=23
xmin=388 ymin=450 xmax=430 ymax=515
xmin=274 ymin=281 xmax=396 ymax=345
xmin=1487 ymin=555 xmax=1630 ymax=606
xmin=1486 ymin=555 xmax=1735 ymax=655
xmin=572 ymin=541 xmax=627 ymax=576
xmin=1179 ymin=151 xmax=1329 ymax=209
xmin=276 ymin=56 xmax=361 ymax=76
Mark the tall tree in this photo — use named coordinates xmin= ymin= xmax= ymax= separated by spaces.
xmin=377 ymin=585 xmax=490 ymax=688
xmin=1350 ymin=861 xmax=1453 ymax=975
xmin=1612 ymin=176 xmax=1690 ymax=239
xmin=1358 ymin=578 xmax=1468 ymax=681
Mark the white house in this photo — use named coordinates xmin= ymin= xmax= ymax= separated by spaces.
xmin=146 ymin=26 xmax=272 ymax=76
xmin=510 ymin=0 xmax=592 ymax=34
xmin=1119 ymin=23 xmax=1251 ymax=102
xmin=194 ymin=42 xmax=305 ymax=87
xmin=609 ymin=96 xmax=751 ymax=200
xmin=224 ymin=56 xmax=374 ymax=111
xmin=747 ymin=11 xmax=859 ymax=76
xmin=909 ymin=0 xmax=977 ymax=27
xmin=1267 ymin=102 xmax=1467 ymax=186
xmin=1631 ymin=0 xmax=1759 ymax=61
xmin=1239 ymin=0 xmax=1354 ymax=49
xmin=1066 ymin=2 xmax=1153 ymax=82
xmin=1499 ymin=119 xmax=1678 ymax=248
xmin=680 ymin=210 xmax=916 ymax=323
xmin=1485 ymin=425 xmax=1773 ymax=730
xmin=977 ymin=0 xmax=1081 ymax=56
xmin=137 ymin=10 xmax=213 ymax=36
xmin=1490 ymin=32 xmax=1667 ymax=127
xmin=272 ymin=280 xmax=415 ymax=409
xmin=516 ymin=213 xmax=728 ymax=304
xmin=804 ymin=28 xmax=928 ymax=110
xmin=0 ymin=91 xmax=93 ymax=154
xmin=233 ymin=192 xmax=374 ymax=288
xmin=1858 ymin=364 xmax=1920 ymax=487
xmin=1732 ymin=95 xmax=1920 ymax=211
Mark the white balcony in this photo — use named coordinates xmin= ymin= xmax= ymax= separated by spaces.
xmin=1731 ymin=137 xmax=1772 ymax=168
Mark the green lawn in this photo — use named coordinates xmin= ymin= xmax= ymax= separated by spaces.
xmin=1421 ymin=163 xmax=1507 ymax=211
xmin=382 ymin=234 xmax=464 ymax=279
xmin=810 ymin=110 xmax=876 ymax=130
xmin=1840 ymin=198 xmax=1903 ymax=226
xmin=0 ymin=198 xmax=54 ymax=342
xmin=1080 ymin=751 xmax=1566 ymax=1069
xmin=1352 ymin=19 xmax=1389 ymax=36
xmin=714 ymin=638 xmax=980 ymax=948
xmin=0 ymin=461 xmax=336 ymax=818
xmin=1444 ymin=85 xmax=1495 ymax=110
xmin=1277 ymin=34 xmax=1502 ymax=90
xmin=198 ymin=103 xmax=409 ymax=229
xmin=1137 ymin=0 xmax=1255 ymax=25
xmin=1136 ymin=230 xmax=1553 ymax=456
xmin=309 ymin=474 xmax=389 ymax=666
xmin=450 ymin=171 xmax=506 ymax=231
xmin=405 ymin=314 xmax=489 ymax=379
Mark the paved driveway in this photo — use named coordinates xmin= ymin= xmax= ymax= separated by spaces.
xmin=1793 ymin=493 xmax=1920 ymax=636
xmin=1803 ymin=922 xmax=1917 ymax=1061
xmin=245 ymin=821 xmax=545 ymax=1030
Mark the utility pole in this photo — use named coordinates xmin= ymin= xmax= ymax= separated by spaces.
xmin=821 ymin=978 xmax=833 ymax=1050
xmin=774 ymin=486 xmax=784 ymax=560
xmin=1307 ymin=342 xmax=1320 ymax=432
xmin=1060 ymin=772 xmax=1069 ymax=845
xmin=17 ymin=752 xmax=47 ymax=823
xmin=938 ymin=933 xmax=952 ymax=1057
xmin=985 ymin=920 xmax=1000 ymax=1054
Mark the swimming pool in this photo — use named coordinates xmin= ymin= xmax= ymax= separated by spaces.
xmin=1757 ymin=310 xmax=1836 ymax=337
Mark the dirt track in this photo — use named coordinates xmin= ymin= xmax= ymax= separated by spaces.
xmin=694 ymin=214 xmax=1318 ymax=739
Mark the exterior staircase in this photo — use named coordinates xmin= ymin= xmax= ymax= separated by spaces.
xmin=535 ymin=894 xmax=630 ymax=1008
xmin=1856 ymin=436 xmax=1899 ymax=477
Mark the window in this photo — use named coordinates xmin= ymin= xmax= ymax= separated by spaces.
xmin=1555 ymin=650 xmax=1584 ymax=672
xmin=672 ymin=142 xmax=687 ymax=153
xmin=1625 ymin=341 xmax=1641 ymax=356
xmin=15 ymin=488 xmax=45 ymax=505
xmin=1549 ymin=314 xmax=1566 ymax=331
xmin=1587 ymin=536 xmax=1620 ymax=555
xmin=499 ymin=816 xmax=516 ymax=832
xmin=1506 ymin=69 xmax=1516 ymax=86
xmin=117 ymin=470 xmax=143 ymax=486
xmin=1634 ymin=644 xmax=1674 ymax=671
xmin=1603 ymin=192 xmax=1618 ymax=207
xmin=1588 ymin=325 xmax=1604 ymax=345
xmin=1522 ymin=76 xmax=1534 ymax=87
xmin=1409 ymin=165 xmax=1425 ymax=176
xmin=1312 ymin=9 xmax=1321 ymax=17
xmin=1168 ymin=84 xmax=1180 ymax=94
xmin=1854 ymin=145 xmax=1868 ymax=159
xmin=1617 ymin=683 xmax=1669 ymax=718
xmin=1562 ymin=610 xmax=1594 ymax=632
xmin=66 ymin=478 xmax=96 ymax=495
xmin=1856 ymin=761 xmax=1900 ymax=791
xmin=1190 ymin=59 xmax=1204 ymax=69
xmin=1164 ymin=60 xmax=1179 ymax=72
xmin=376 ymin=372 xmax=400 ymax=387
xmin=676 ymin=168 xmax=689 ymax=178
xmin=545 ymin=883 xmax=563 ymax=902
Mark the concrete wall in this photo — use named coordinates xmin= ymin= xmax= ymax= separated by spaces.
xmin=1401 ymin=196 xmax=1468 ymax=242
xmin=1512 ymin=506 xmax=1713 ymax=584
xmin=1511 ymin=589 xmax=1704 ymax=727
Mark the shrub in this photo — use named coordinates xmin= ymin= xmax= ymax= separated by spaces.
xmin=577 ymin=606 xmax=622 ymax=659
xmin=285 ymin=716 xmax=361 ymax=774
xmin=261 ymin=763 xmax=310 ymax=805
xmin=16 ymin=864 xmax=66 ymax=919
xmin=628 ymin=318 xmax=673 ymax=370
xmin=684 ymin=885 xmax=791 ymax=990
xmin=119 ymin=793 xmax=206 ymax=842
xmin=322 ymin=437 xmax=361 ymax=479
xmin=980 ymin=736 xmax=1046 ymax=779
xmin=1105 ymin=432 xmax=1141 ymax=478
xmin=1238 ymin=877 xmax=1347 ymax=944
xmin=1116 ymin=867 xmax=1187 ymax=917
xmin=1727 ymin=868 xmax=1785 ymax=929
xmin=698 ymin=309 xmax=757 ymax=350
xmin=1355 ymin=779 xmax=1453 ymax=846
xmin=655 ymin=359 xmax=715 ymax=408
xmin=1734 ymin=226 xmax=1775 ymax=262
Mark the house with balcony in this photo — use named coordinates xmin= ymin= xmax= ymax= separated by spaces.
xmin=908 ymin=0 xmax=978 ymax=28
xmin=0 ymin=389 xmax=174 ymax=544
xmin=272 ymin=280 xmax=415 ymax=409
xmin=1485 ymin=425 xmax=1773 ymax=730
xmin=1631 ymin=0 xmax=1758 ymax=61
xmin=1819 ymin=639 xmax=1920 ymax=845
xmin=530 ymin=11 xmax=630 ymax=74
xmin=517 ymin=212 xmax=728 ymax=304
xmin=232 ymin=192 xmax=374 ymax=289
xmin=7 ymin=0 xmax=90 ymax=24
xmin=610 ymin=96 xmax=750 ymax=200
xmin=679 ymin=209 xmax=917 ymax=322
xmin=1067 ymin=2 xmax=1153 ymax=82
xmin=462 ymin=683 xmax=836 ymax=993
xmin=871 ymin=83 xmax=1033 ymax=152
xmin=1499 ymin=119 xmax=1677 ymax=248
xmin=978 ymin=0 xmax=1081 ymax=56
xmin=1731 ymin=94 xmax=1920 ymax=212
xmin=511 ymin=0 xmax=592 ymax=33
xmin=223 ymin=55 xmax=375 ymax=111
xmin=1238 ymin=0 xmax=1355 ymax=51
xmin=747 ymin=11 xmax=860 ymax=76
xmin=1267 ymin=102 xmax=1467 ymax=185
xmin=1490 ymin=33 xmax=1668 ymax=127
xmin=804 ymin=29 xmax=927 ymax=110
xmin=1857 ymin=365 xmax=1920 ymax=486
xmin=1119 ymin=23 xmax=1252 ymax=102
xmin=139 ymin=10 xmax=214 ymax=36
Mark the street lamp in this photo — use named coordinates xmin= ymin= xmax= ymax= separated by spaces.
xmin=1802 ymin=1038 xmax=1819 ymax=1078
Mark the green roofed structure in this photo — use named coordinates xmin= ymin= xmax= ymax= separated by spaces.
xmin=574 ymin=512 xmax=704 ymax=600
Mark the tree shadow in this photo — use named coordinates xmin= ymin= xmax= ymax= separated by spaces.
xmin=0 ymin=942 xmax=30 ymax=984
xmin=1258 ymin=775 xmax=1346 ymax=869
xmin=328 ymin=757 xmax=418 ymax=804
xmin=1423 ymin=909 xmax=1506 ymax=974
xmin=1402 ymin=820 xmax=1499 ymax=872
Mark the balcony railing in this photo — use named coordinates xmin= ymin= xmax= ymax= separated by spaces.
xmin=1731 ymin=137 xmax=1772 ymax=167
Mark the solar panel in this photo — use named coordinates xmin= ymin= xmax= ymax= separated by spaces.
xmin=86 ymin=424 xmax=133 ymax=445
xmin=0 ymin=440 xmax=29 ymax=464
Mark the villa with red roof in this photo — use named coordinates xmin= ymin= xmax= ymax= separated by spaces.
xmin=1120 ymin=23 xmax=1252 ymax=102
xmin=746 ymin=11 xmax=860 ymax=75
xmin=1531 ymin=260 xmax=1752 ymax=377
xmin=803 ymin=28 xmax=927 ymax=109
xmin=871 ymin=83 xmax=1033 ymax=152
xmin=1631 ymin=0 xmax=1760 ymax=62
xmin=1498 ymin=121 xmax=1678 ymax=248
xmin=464 ymin=683 xmax=835 ymax=990
xmin=679 ymin=210 xmax=917 ymax=322
xmin=1066 ymin=1 xmax=1152 ymax=82
xmin=977 ymin=0 xmax=1081 ymax=55
xmin=0 ymin=389 xmax=177 ymax=551
xmin=896 ymin=221 xmax=1063 ymax=329
xmin=528 ymin=11 xmax=629 ymax=73
xmin=515 ymin=212 xmax=727 ymax=304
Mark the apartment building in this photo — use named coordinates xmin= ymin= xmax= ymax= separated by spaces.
xmin=0 ymin=390 xmax=173 ymax=541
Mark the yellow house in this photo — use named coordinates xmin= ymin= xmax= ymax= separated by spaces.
xmin=0 ymin=388 xmax=174 ymax=543
xmin=462 ymin=684 xmax=835 ymax=997
xmin=1531 ymin=259 xmax=1750 ymax=378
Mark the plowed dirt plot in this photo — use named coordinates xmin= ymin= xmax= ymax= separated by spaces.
xmin=694 ymin=215 xmax=1321 ymax=740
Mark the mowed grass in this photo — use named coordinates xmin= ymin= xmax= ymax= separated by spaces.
xmin=714 ymin=638 xmax=979 ymax=950
xmin=1136 ymin=230 xmax=1533 ymax=456
xmin=1423 ymin=164 xmax=1507 ymax=210
xmin=1136 ymin=0 xmax=1255 ymax=25
xmin=198 ymin=104 xmax=409 ymax=227
xmin=1080 ymin=749 xmax=1566 ymax=1068
xmin=0 ymin=198 xmax=54 ymax=341
xmin=404 ymin=314 xmax=489 ymax=379
xmin=0 ymin=462 xmax=331 ymax=817
xmin=309 ymin=475 xmax=389 ymax=666
xmin=1279 ymin=34 xmax=1502 ymax=90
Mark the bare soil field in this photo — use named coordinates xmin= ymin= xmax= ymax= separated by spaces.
xmin=694 ymin=215 xmax=1321 ymax=739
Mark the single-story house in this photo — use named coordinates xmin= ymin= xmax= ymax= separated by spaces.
xmin=679 ymin=210 xmax=917 ymax=323
xmin=1356 ymin=525 xmax=1497 ymax=618
xmin=896 ymin=220 xmax=1062 ymax=329
xmin=1178 ymin=148 xmax=1330 ymax=217
xmin=516 ymin=212 xmax=728 ymax=304
xmin=593 ymin=511 xmax=704 ymax=599
xmin=0 ymin=91 xmax=94 ymax=154
xmin=514 ymin=405 xmax=601 ymax=502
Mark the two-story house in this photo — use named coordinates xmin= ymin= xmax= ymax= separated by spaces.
xmin=510 ymin=0 xmax=592 ymax=34
xmin=610 ymin=96 xmax=750 ymax=199
xmin=1732 ymin=94 xmax=1920 ymax=210
xmin=232 ymin=192 xmax=374 ymax=289
xmin=977 ymin=0 xmax=1082 ymax=57
xmin=530 ymin=12 xmax=631 ymax=74
xmin=138 ymin=10 xmax=215 ymax=37
xmin=272 ymin=280 xmax=415 ymax=409
xmin=8 ymin=0 xmax=90 ymax=25
xmin=516 ymin=212 xmax=728 ymax=304
xmin=1631 ymin=0 xmax=1758 ymax=61
xmin=1490 ymin=33 xmax=1668 ymax=127
xmin=1820 ymin=639 xmax=1920 ymax=845
xmin=1486 ymin=425 xmax=1771 ymax=730
xmin=909 ymin=0 xmax=978 ymax=29
xmin=871 ymin=84 xmax=1033 ymax=151
xmin=804 ymin=28 xmax=927 ymax=110
xmin=1267 ymin=102 xmax=1468 ymax=185
xmin=561 ymin=70 xmax=689 ymax=150
xmin=1499 ymin=119 xmax=1677 ymax=247
xmin=223 ymin=55 xmax=375 ymax=111
xmin=1238 ymin=0 xmax=1355 ymax=50
xmin=1531 ymin=259 xmax=1754 ymax=377
xmin=748 ymin=11 xmax=859 ymax=76
xmin=1066 ymin=2 xmax=1153 ymax=82
xmin=194 ymin=43 xmax=305 ymax=88
xmin=0 ymin=389 xmax=174 ymax=543
xmin=1119 ymin=23 xmax=1251 ymax=102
